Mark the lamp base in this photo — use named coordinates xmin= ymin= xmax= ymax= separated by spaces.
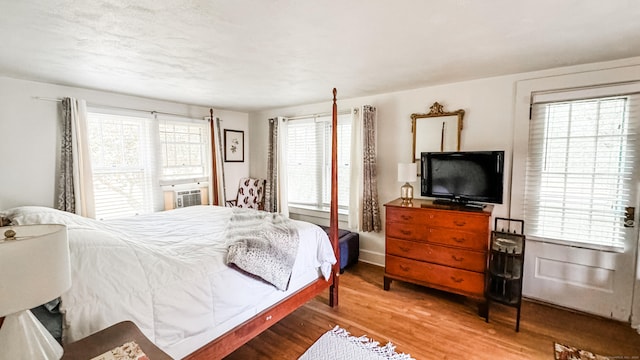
xmin=400 ymin=182 xmax=414 ymax=206
xmin=0 ymin=310 xmax=63 ymax=360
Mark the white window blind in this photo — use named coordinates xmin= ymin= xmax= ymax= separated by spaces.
xmin=158 ymin=117 xmax=210 ymax=182
xmin=525 ymin=93 xmax=638 ymax=249
xmin=87 ymin=110 xmax=210 ymax=220
xmin=286 ymin=114 xmax=351 ymax=211
xmin=87 ymin=111 xmax=156 ymax=220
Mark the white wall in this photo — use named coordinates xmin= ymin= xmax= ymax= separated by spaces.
xmin=217 ymin=115 xmax=251 ymax=202
xmin=0 ymin=76 xmax=249 ymax=209
xmin=249 ymin=56 xmax=640 ymax=267
xmin=249 ymin=76 xmax=518 ymax=265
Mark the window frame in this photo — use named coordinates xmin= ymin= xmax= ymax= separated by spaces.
xmin=523 ymin=94 xmax=636 ymax=252
xmin=510 ymin=70 xmax=640 ymax=254
xmin=157 ymin=115 xmax=211 ymax=186
xmin=285 ymin=113 xmax=352 ymax=214
xmin=86 ymin=107 xmax=211 ymax=220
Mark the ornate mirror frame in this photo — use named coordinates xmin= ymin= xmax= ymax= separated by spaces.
xmin=411 ymin=102 xmax=465 ymax=163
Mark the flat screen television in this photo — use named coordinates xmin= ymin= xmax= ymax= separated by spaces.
xmin=421 ymin=150 xmax=504 ymax=205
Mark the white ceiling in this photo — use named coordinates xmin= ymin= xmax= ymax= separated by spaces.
xmin=1 ymin=1 xmax=640 ymax=112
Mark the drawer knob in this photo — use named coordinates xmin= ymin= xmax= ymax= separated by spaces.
xmin=454 ymin=220 xmax=466 ymax=227
xmin=399 ymin=246 xmax=410 ymax=252
xmin=451 ymin=255 xmax=464 ymax=262
xmin=452 ymin=237 xmax=465 ymax=244
xmin=400 ymin=215 xmax=412 ymax=221
xmin=450 ymin=276 xmax=464 ymax=283
xmin=400 ymin=229 xmax=412 ymax=235
xmin=399 ymin=264 xmax=410 ymax=272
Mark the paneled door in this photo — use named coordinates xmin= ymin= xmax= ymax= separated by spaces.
xmin=520 ymin=90 xmax=639 ymax=321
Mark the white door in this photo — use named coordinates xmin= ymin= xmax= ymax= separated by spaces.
xmin=519 ymin=89 xmax=639 ymax=321
xmin=522 ymin=235 xmax=637 ymax=321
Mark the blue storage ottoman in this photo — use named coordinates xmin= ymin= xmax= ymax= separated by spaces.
xmin=319 ymin=226 xmax=359 ymax=272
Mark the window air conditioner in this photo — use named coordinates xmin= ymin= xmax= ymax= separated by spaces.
xmin=175 ymin=189 xmax=202 ymax=208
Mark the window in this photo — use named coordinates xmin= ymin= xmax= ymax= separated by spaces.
xmin=159 ymin=118 xmax=209 ymax=182
xmin=87 ymin=111 xmax=156 ymax=220
xmin=87 ymin=110 xmax=210 ymax=220
xmin=286 ymin=114 xmax=351 ymax=211
xmin=525 ymin=95 xmax=637 ymax=249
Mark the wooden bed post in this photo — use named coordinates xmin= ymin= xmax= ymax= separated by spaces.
xmin=210 ymin=108 xmax=220 ymax=206
xmin=329 ymin=88 xmax=340 ymax=307
xmin=183 ymin=91 xmax=341 ymax=359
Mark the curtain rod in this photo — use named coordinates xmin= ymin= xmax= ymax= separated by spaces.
xmin=33 ymin=96 xmax=211 ymax=119
xmin=286 ymin=109 xmax=352 ymax=121
xmin=33 ymin=96 xmax=62 ymax=102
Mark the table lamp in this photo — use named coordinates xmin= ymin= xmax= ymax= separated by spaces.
xmin=398 ymin=162 xmax=418 ymax=206
xmin=0 ymin=224 xmax=71 ymax=360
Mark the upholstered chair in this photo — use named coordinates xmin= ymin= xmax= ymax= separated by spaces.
xmin=226 ymin=177 xmax=266 ymax=210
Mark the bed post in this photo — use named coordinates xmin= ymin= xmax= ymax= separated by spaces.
xmin=182 ymin=92 xmax=341 ymax=360
xmin=210 ymin=108 xmax=220 ymax=206
xmin=329 ymin=88 xmax=340 ymax=307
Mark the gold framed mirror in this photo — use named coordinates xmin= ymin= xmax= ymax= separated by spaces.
xmin=411 ymin=102 xmax=465 ymax=163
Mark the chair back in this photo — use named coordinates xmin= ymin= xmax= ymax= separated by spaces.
xmin=235 ymin=177 xmax=266 ymax=210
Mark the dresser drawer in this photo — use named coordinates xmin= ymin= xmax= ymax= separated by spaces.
xmin=385 ymin=255 xmax=485 ymax=296
xmin=386 ymin=238 xmax=486 ymax=272
xmin=427 ymin=228 xmax=488 ymax=250
xmin=427 ymin=212 xmax=489 ymax=232
xmin=386 ymin=207 xmax=431 ymax=224
xmin=385 ymin=222 xmax=428 ymax=240
xmin=387 ymin=207 xmax=489 ymax=233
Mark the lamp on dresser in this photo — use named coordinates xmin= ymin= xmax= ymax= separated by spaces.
xmin=0 ymin=224 xmax=71 ymax=360
xmin=397 ymin=162 xmax=417 ymax=205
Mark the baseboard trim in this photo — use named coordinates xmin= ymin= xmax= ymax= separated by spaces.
xmin=358 ymin=249 xmax=384 ymax=267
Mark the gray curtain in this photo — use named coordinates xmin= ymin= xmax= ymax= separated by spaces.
xmin=264 ymin=118 xmax=279 ymax=212
xmin=57 ymin=98 xmax=75 ymax=212
xmin=55 ymin=97 xmax=94 ymax=217
xmin=362 ymin=105 xmax=381 ymax=232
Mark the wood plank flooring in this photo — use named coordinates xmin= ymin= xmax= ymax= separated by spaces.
xmin=225 ymin=262 xmax=640 ymax=359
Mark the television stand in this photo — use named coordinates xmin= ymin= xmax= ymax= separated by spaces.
xmin=432 ymin=199 xmax=456 ymax=205
xmin=432 ymin=199 xmax=486 ymax=209
xmin=465 ymin=202 xmax=486 ymax=209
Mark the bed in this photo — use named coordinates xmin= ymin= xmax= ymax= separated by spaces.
xmin=1 ymin=89 xmax=343 ymax=359
xmin=1 ymin=205 xmax=335 ymax=359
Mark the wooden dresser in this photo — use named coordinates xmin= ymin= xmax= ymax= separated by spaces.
xmin=384 ymin=198 xmax=493 ymax=316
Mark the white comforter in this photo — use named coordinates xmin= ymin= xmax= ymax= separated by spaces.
xmin=3 ymin=205 xmax=336 ymax=358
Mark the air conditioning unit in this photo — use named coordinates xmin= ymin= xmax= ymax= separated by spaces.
xmin=175 ymin=189 xmax=202 ymax=208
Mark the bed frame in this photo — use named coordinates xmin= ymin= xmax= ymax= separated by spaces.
xmin=184 ymin=89 xmax=341 ymax=359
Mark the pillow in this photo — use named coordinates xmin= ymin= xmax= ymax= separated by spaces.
xmin=0 ymin=206 xmax=96 ymax=227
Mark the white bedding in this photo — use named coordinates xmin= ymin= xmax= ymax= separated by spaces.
xmin=3 ymin=205 xmax=336 ymax=359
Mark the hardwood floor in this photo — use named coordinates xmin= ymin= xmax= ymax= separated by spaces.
xmin=225 ymin=262 xmax=640 ymax=359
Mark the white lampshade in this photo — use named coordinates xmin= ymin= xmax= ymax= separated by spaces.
xmin=397 ymin=163 xmax=417 ymax=183
xmin=0 ymin=224 xmax=71 ymax=360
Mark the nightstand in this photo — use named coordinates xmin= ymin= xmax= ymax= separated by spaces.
xmin=62 ymin=321 xmax=172 ymax=360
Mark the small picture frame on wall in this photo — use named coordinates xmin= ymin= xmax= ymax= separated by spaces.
xmin=224 ymin=129 xmax=244 ymax=162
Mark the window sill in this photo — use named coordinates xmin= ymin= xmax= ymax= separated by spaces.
xmin=526 ymin=235 xmax=625 ymax=253
xmin=288 ymin=205 xmax=348 ymax=222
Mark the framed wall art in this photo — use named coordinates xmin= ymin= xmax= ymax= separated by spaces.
xmin=224 ymin=129 xmax=244 ymax=162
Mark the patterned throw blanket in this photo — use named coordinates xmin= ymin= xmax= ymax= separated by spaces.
xmin=226 ymin=208 xmax=300 ymax=290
